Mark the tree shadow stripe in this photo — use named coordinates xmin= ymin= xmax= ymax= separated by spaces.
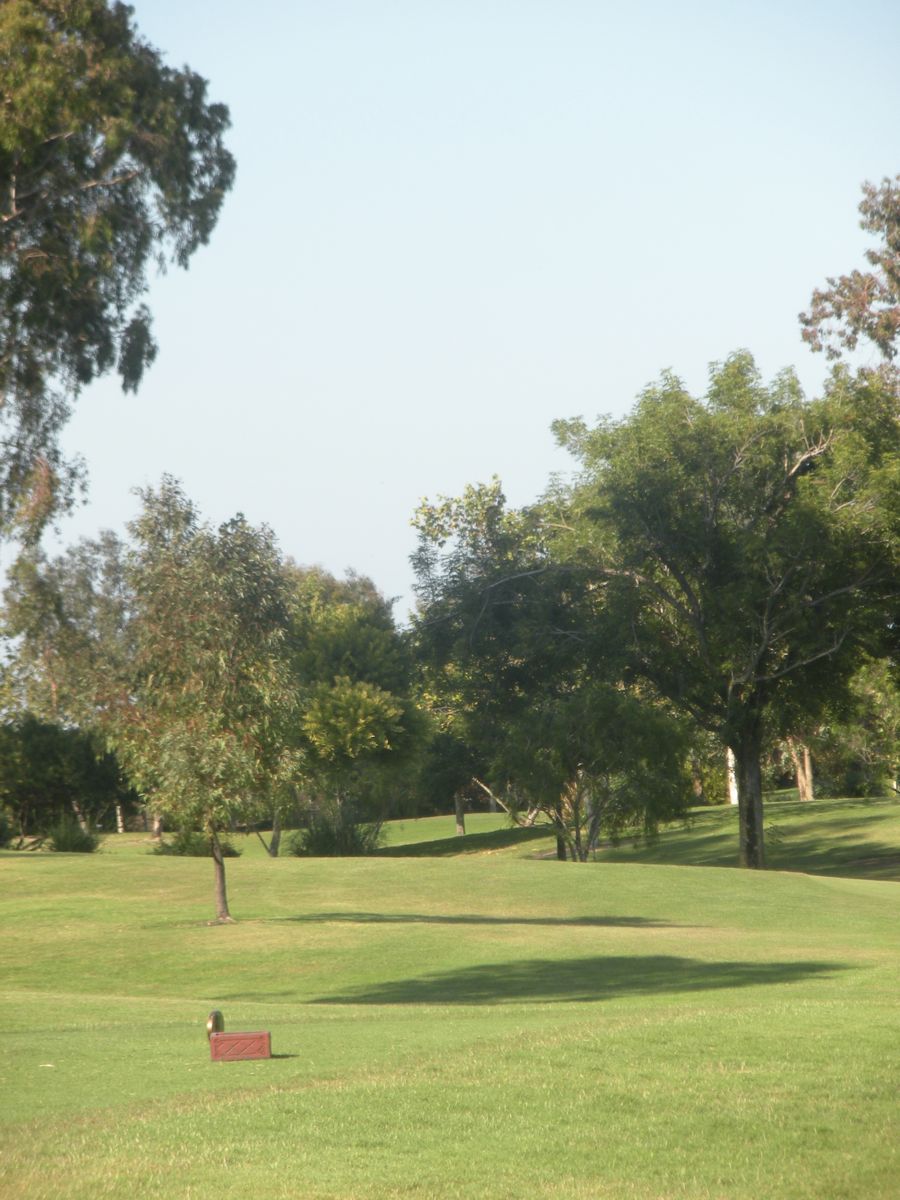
xmin=265 ymin=912 xmax=690 ymax=929
xmin=309 ymin=955 xmax=847 ymax=1006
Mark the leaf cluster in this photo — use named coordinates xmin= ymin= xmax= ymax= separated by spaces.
xmin=0 ymin=1 xmax=235 ymax=540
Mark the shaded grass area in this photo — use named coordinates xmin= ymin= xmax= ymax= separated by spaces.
xmin=376 ymin=795 xmax=900 ymax=880
xmin=376 ymin=820 xmax=549 ymax=857
xmin=311 ymin=953 xmax=844 ymax=1006
xmin=593 ymin=795 xmax=900 ymax=881
xmin=0 ymin=850 xmax=898 ymax=1198
xmin=379 ymin=811 xmax=512 ymax=846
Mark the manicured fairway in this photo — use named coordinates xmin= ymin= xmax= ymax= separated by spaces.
xmin=1 ymin=838 xmax=898 ymax=1198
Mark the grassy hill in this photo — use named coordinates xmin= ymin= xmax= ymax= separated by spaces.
xmin=1 ymin=798 xmax=898 ymax=1198
xmin=376 ymin=795 xmax=900 ymax=880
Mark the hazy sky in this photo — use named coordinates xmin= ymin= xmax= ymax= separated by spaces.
xmin=49 ymin=0 xmax=900 ymax=617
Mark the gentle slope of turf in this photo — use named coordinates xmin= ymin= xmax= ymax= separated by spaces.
xmin=375 ymin=796 xmax=900 ymax=879
xmin=1 ymin=829 xmax=898 ymax=1198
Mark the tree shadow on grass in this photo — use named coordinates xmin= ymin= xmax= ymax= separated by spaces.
xmin=767 ymin=838 xmax=900 ymax=881
xmin=375 ymin=826 xmax=550 ymax=857
xmin=270 ymin=912 xmax=685 ymax=929
xmin=309 ymin=955 xmax=846 ymax=1006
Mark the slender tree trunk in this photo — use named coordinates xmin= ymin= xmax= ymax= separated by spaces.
xmin=553 ymin=801 xmax=567 ymax=860
xmin=454 ymin=793 xmax=466 ymax=837
xmin=268 ymin=809 xmax=282 ymax=857
xmin=734 ymin=726 xmax=765 ymax=869
xmin=802 ymin=745 xmax=814 ymax=803
xmin=690 ymin=756 xmax=705 ymax=804
xmin=151 ymin=810 xmax=163 ymax=840
xmin=726 ymin=748 xmax=739 ymax=806
xmin=787 ymin=737 xmax=814 ymax=802
xmin=70 ymin=799 xmax=88 ymax=832
xmin=115 ymin=804 xmax=125 ymax=834
xmin=210 ymin=828 xmax=234 ymax=922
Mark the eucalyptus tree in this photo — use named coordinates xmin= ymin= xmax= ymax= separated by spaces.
xmin=0 ymin=1 xmax=234 ymax=540
xmin=114 ymin=480 xmax=299 ymax=918
xmin=4 ymin=479 xmax=299 ymax=921
xmin=801 ymin=173 xmax=900 ymax=364
xmin=554 ymin=353 xmax=898 ymax=867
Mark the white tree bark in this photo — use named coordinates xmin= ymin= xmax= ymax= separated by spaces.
xmin=726 ymin=748 xmax=739 ymax=806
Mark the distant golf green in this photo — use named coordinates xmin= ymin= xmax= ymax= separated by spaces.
xmin=1 ymin=796 xmax=898 ymax=1198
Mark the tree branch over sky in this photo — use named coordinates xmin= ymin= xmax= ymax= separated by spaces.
xmin=0 ymin=0 xmax=234 ymax=542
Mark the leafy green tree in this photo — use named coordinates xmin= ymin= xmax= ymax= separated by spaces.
xmin=554 ymin=353 xmax=899 ymax=867
xmin=4 ymin=479 xmax=298 ymax=919
xmin=414 ymin=727 xmax=485 ymax=833
xmin=113 ymin=481 xmax=298 ymax=918
xmin=3 ymin=529 xmax=133 ymax=721
xmin=412 ymin=480 xmax=691 ymax=860
xmin=0 ymin=714 xmax=135 ymax=841
xmin=284 ymin=565 xmax=421 ymax=852
xmin=811 ymin=658 xmax=900 ymax=797
xmin=0 ymin=1 xmax=234 ymax=540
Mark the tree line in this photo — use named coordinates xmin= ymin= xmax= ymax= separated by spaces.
xmin=0 ymin=4 xmax=897 ymax=918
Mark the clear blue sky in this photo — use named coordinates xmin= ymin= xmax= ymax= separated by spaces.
xmin=51 ymin=0 xmax=900 ymax=617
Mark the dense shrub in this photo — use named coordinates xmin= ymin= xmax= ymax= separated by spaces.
xmin=288 ymin=813 xmax=383 ymax=857
xmin=153 ymin=829 xmax=242 ymax=857
xmin=48 ymin=818 xmax=100 ymax=853
xmin=0 ymin=717 xmax=138 ymax=837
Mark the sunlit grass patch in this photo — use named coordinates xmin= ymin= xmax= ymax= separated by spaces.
xmin=1 ymin=820 xmax=898 ymax=1198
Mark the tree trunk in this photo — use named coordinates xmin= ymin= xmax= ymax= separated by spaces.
xmin=726 ymin=748 xmax=739 ymax=806
xmin=453 ymin=793 xmax=466 ymax=837
xmin=690 ymin=757 xmax=705 ymax=804
xmin=734 ymin=727 xmax=765 ymax=869
xmin=115 ymin=804 xmax=125 ymax=834
xmin=268 ymin=809 xmax=282 ymax=857
xmin=151 ymin=810 xmax=163 ymax=840
xmin=70 ymin=799 xmax=88 ymax=831
xmin=553 ymin=801 xmax=567 ymax=860
xmin=787 ymin=737 xmax=814 ymax=802
xmin=802 ymin=745 xmax=814 ymax=803
xmin=210 ymin=828 xmax=235 ymax=922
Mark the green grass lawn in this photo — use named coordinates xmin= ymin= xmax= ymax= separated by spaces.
xmin=98 ymin=794 xmax=900 ymax=878
xmin=1 ymin=800 xmax=898 ymax=1198
xmin=389 ymin=795 xmax=900 ymax=880
xmin=1 ymin=816 xmax=900 ymax=1200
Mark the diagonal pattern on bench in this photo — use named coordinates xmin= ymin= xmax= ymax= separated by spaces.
xmin=209 ymin=1031 xmax=271 ymax=1061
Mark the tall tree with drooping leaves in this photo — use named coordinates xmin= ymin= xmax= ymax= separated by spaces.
xmin=3 ymin=528 xmax=133 ymax=723
xmin=4 ymin=479 xmax=300 ymax=920
xmin=0 ymin=0 xmax=234 ymax=541
xmin=553 ymin=352 xmax=899 ymax=867
xmin=115 ymin=480 xmax=299 ymax=919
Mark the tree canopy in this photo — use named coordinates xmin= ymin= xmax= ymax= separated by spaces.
xmin=801 ymin=174 xmax=900 ymax=364
xmin=412 ymin=480 xmax=692 ymax=860
xmin=283 ymin=564 xmax=421 ymax=851
xmin=553 ymin=353 xmax=899 ymax=866
xmin=4 ymin=479 xmax=298 ymax=919
xmin=0 ymin=1 xmax=235 ymax=540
